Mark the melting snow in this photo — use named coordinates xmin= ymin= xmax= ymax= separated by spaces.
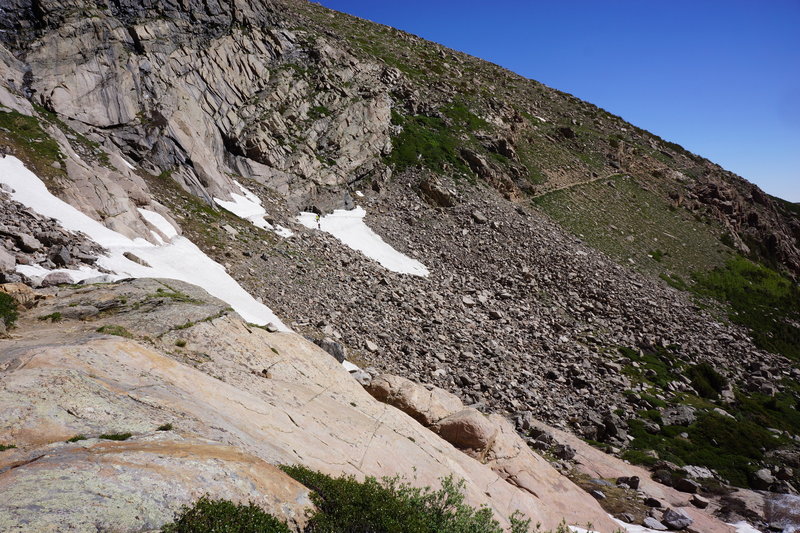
xmin=0 ymin=156 xmax=288 ymax=331
xmin=137 ymin=208 xmax=178 ymax=239
xmin=214 ymin=180 xmax=293 ymax=237
xmin=297 ymin=207 xmax=429 ymax=277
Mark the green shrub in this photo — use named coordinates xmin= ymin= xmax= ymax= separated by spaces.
xmin=0 ymin=293 xmax=18 ymax=328
xmin=66 ymin=435 xmax=87 ymax=443
xmin=37 ymin=312 xmax=62 ymax=322
xmin=0 ymin=443 xmax=16 ymax=451
xmin=99 ymin=432 xmax=132 ymax=441
xmin=281 ymin=465 xmax=508 ymax=533
xmin=161 ymin=496 xmax=290 ymax=533
xmin=157 ymin=423 xmax=174 ymax=431
xmin=687 ymin=363 xmax=727 ymax=399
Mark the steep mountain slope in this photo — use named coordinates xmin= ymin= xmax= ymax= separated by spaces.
xmin=0 ymin=0 xmax=799 ymax=530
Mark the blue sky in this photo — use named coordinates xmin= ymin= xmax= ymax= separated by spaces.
xmin=318 ymin=0 xmax=800 ymax=202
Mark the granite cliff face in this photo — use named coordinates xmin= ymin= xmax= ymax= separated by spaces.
xmin=0 ymin=0 xmax=799 ymax=531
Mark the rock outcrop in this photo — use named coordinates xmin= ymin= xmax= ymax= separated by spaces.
xmin=0 ymin=278 xmax=619 ymax=532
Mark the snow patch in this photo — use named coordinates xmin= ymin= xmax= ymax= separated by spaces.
xmin=728 ymin=522 xmax=763 ymax=533
xmin=0 ymin=156 xmax=288 ymax=331
xmin=296 ymin=207 xmax=429 ymax=277
xmin=16 ymin=263 xmax=107 ymax=285
xmin=214 ymin=180 xmax=293 ymax=237
xmin=137 ymin=208 xmax=178 ymax=240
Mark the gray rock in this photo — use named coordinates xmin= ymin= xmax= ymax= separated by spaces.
xmin=660 ymin=405 xmax=696 ymax=426
xmin=14 ymin=232 xmax=42 ymax=252
xmin=590 ymin=489 xmax=605 ymax=500
xmin=471 ymin=210 xmax=488 ymax=224
xmin=41 ymin=271 xmax=74 ymax=287
xmin=751 ymin=468 xmax=775 ymax=489
xmin=661 ymin=508 xmax=692 ymax=530
xmin=643 ymin=517 xmax=668 ymax=531
xmin=0 ymin=247 xmax=15 ymax=272
xmin=673 ymin=478 xmax=701 ymax=494
xmin=314 ymin=337 xmax=347 ymax=363
xmin=49 ymin=245 xmax=71 ymax=267
xmin=365 ymin=340 xmax=379 ymax=352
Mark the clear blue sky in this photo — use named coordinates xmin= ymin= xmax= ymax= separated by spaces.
xmin=318 ymin=0 xmax=800 ymax=202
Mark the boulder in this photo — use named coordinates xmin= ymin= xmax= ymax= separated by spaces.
xmin=674 ymin=478 xmax=701 ymax=494
xmin=13 ymin=232 xmax=42 ymax=252
xmin=314 ymin=337 xmax=347 ymax=363
xmin=365 ymin=373 xmax=463 ymax=426
xmin=435 ymin=408 xmax=498 ymax=450
xmin=643 ymin=517 xmax=669 ymax=531
xmin=662 ymin=508 xmax=693 ymax=530
xmin=41 ymin=271 xmax=74 ymax=287
xmin=751 ymin=468 xmax=775 ymax=490
xmin=660 ymin=405 xmax=696 ymax=426
xmin=690 ymin=494 xmax=709 ymax=509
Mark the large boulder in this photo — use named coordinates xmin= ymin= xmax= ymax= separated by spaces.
xmin=365 ymin=373 xmax=463 ymax=426
xmin=435 ymin=408 xmax=499 ymax=450
xmin=662 ymin=508 xmax=693 ymax=530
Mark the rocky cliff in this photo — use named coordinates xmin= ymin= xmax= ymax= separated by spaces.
xmin=0 ymin=0 xmax=799 ymax=531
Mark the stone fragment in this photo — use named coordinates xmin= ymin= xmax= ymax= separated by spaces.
xmin=49 ymin=245 xmax=71 ymax=267
xmin=471 ymin=210 xmax=488 ymax=224
xmin=365 ymin=340 xmax=378 ymax=352
xmin=13 ymin=232 xmax=42 ymax=252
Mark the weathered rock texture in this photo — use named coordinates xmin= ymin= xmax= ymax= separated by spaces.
xmin=0 ymin=278 xmax=620 ymax=532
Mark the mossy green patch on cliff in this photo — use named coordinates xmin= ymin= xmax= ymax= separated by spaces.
xmin=386 ymin=110 xmax=471 ymax=176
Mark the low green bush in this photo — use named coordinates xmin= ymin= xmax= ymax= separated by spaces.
xmin=687 ymin=363 xmax=727 ymax=399
xmin=281 ymin=465 xmax=524 ymax=533
xmin=0 ymin=293 xmax=18 ymax=328
xmin=161 ymin=496 xmax=290 ymax=533
xmin=99 ymin=432 xmax=132 ymax=441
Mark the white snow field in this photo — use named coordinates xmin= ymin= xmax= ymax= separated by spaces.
xmin=214 ymin=180 xmax=294 ymax=238
xmin=297 ymin=206 xmax=430 ymax=277
xmin=0 ymin=156 xmax=288 ymax=330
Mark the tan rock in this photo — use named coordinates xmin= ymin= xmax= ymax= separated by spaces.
xmin=0 ymin=279 xmax=621 ymax=532
xmin=436 ymin=408 xmax=499 ymax=451
xmin=365 ymin=373 xmax=463 ymax=426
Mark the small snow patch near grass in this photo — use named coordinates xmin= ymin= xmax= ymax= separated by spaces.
xmin=297 ymin=207 xmax=429 ymax=277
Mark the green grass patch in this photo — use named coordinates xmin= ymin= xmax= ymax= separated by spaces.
xmin=99 ymin=432 xmax=132 ymax=441
xmin=386 ymin=110 xmax=472 ymax=176
xmin=150 ymin=286 xmax=202 ymax=304
xmin=157 ymin=423 xmax=174 ymax=431
xmin=37 ymin=312 xmax=62 ymax=322
xmin=0 ymin=110 xmax=62 ymax=166
xmin=0 ymin=443 xmax=16 ymax=451
xmin=0 ymin=292 xmax=18 ymax=329
xmin=692 ymin=256 xmax=800 ymax=360
xmin=161 ymin=495 xmax=291 ymax=533
xmin=96 ymin=324 xmax=133 ymax=338
xmin=66 ymin=435 xmax=87 ymax=442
